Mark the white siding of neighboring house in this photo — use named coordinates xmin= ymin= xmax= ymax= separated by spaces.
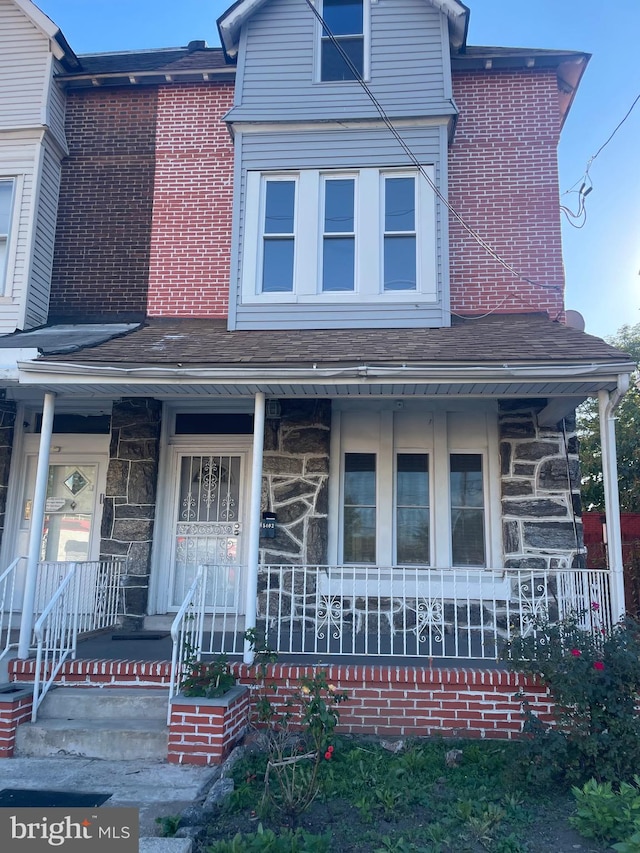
xmin=0 ymin=0 xmax=66 ymax=332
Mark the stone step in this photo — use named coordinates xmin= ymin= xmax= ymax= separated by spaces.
xmin=15 ymin=717 xmax=168 ymax=760
xmin=38 ymin=687 xmax=169 ymax=721
xmin=140 ymin=839 xmax=193 ymax=853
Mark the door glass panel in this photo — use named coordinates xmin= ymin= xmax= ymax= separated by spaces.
xmin=172 ymin=455 xmax=242 ymax=608
xmin=41 ymin=464 xmax=96 ymax=561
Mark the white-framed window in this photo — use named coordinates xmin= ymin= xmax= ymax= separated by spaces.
xmin=319 ymin=0 xmax=368 ymax=82
xmin=0 ymin=178 xmax=16 ymax=291
xmin=330 ymin=405 xmax=499 ymax=569
xmin=261 ymin=177 xmax=297 ymax=293
xmin=242 ymin=167 xmax=436 ymax=304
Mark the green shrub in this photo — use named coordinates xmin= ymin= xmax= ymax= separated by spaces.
xmin=570 ymin=777 xmax=640 ymax=845
xmin=507 ymin=613 xmax=640 ymax=783
xmin=181 ymin=655 xmax=236 ymax=698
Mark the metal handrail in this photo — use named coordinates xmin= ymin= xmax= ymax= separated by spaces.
xmin=31 ymin=559 xmax=124 ymax=721
xmin=169 ymin=565 xmax=208 ymax=721
xmin=0 ymin=557 xmax=24 ymax=665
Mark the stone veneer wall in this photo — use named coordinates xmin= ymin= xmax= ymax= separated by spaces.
xmin=500 ymin=400 xmax=584 ymax=570
xmin=259 ymin=400 xmax=330 ymax=565
xmin=100 ymin=398 xmax=161 ymax=629
xmin=0 ymin=400 xmax=16 ymax=553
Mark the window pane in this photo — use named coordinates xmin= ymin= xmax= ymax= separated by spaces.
xmin=450 ymin=454 xmax=485 ymax=567
xmin=0 ymin=181 xmax=13 ymax=234
xmin=344 ymin=507 xmax=376 ymax=563
xmin=323 ymin=0 xmax=363 ymax=36
xmin=397 ymin=507 xmax=429 ymax=565
xmin=344 ymin=453 xmax=376 ymax=563
xmin=264 ymin=181 xmax=295 ymax=233
xmin=450 ymin=454 xmax=484 ymax=507
xmin=262 ymin=239 xmax=294 ymax=292
xmin=397 ymin=453 xmax=429 ymax=506
xmin=384 ymin=235 xmax=416 ymax=290
xmin=323 ymin=237 xmax=354 ymax=291
xmin=451 ymin=509 xmax=486 ymax=567
xmin=321 ymin=38 xmax=363 ymax=81
xmin=397 ymin=454 xmax=429 ymax=565
xmin=385 ymin=177 xmax=415 ymax=232
xmin=344 ymin=453 xmax=375 ymax=505
xmin=324 ymin=179 xmax=354 ymax=232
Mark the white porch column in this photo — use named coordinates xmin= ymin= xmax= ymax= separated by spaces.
xmin=18 ymin=391 xmax=56 ymax=658
xmin=598 ymin=377 xmax=630 ymax=624
xmin=243 ymin=391 xmax=265 ymax=664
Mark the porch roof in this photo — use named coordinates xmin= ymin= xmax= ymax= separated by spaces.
xmin=6 ymin=314 xmax=633 ymax=409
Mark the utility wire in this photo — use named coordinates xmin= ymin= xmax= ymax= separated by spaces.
xmin=305 ymin=0 xmax=562 ymax=298
xmin=561 ymin=92 xmax=640 ymax=228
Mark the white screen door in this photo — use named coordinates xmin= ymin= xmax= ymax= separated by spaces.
xmin=170 ymin=453 xmax=244 ymax=609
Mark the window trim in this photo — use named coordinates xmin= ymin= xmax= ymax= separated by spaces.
xmin=242 ymin=167 xmax=436 ymax=305
xmin=315 ymin=0 xmax=372 ymax=84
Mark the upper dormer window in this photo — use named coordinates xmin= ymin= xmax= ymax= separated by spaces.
xmin=321 ymin=0 xmax=364 ymax=81
xmin=0 ymin=179 xmax=15 ymax=291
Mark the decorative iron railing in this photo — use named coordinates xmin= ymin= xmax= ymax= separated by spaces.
xmin=31 ymin=559 xmax=124 ymax=720
xmin=170 ymin=564 xmax=613 ymax=667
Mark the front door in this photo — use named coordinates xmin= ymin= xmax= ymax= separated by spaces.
xmin=169 ymin=451 xmax=246 ymax=610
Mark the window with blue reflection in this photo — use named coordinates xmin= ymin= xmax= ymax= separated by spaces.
xmin=323 ymin=178 xmax=355 ymax=292
xmin=321 ymin=0 xmax=364 ymax=81
xmin=384 ymin=176 xmax=416 ymax=291
xmin=262 ymin=180 xmax=295 ymax=292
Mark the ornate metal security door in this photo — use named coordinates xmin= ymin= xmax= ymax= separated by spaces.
xmin=171 ymin=454 xmax=243 ymax=609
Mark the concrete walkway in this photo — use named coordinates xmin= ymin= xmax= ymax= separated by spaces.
xmin=0 ymin=755 xmax=221 ymax=849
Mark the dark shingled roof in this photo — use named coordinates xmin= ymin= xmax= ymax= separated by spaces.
xmin=70 ymin=46 xmax=228 ymax=76
xmin=37 ymin=314 xmax=631 ymax=368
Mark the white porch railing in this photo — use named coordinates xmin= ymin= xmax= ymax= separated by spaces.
xmin=169 ymin=564 xmax=613 ymax=667
xmin=31 ymin=559 xmax=124 ymax=721
xmin=169 ymin=563 xmax=245 ymax=721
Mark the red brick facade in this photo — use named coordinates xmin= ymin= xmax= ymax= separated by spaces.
xmin=0 ymin=687 xmax=33 ymax=758
xmin=147 ymin=83 xmax=235 ymax=317
xmin=168 ymin=687 xmax=250 ymax=766
xmin=448 ymin=71 xmax=565 ymax=318
xmin=49 ymin=88 xmax=158 ymax=321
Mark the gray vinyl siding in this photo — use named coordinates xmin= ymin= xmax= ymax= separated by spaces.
xmin=0 ymin=0 xmax=50 ymax=129
xmin=24 ymin=141 xmax=60 ymax=327
xmin=232 ymin=124 xmax=447 ymax=330
xmin=228 ymin=0 xmax=453 ymax=123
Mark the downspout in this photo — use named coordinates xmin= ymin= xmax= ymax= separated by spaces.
xmin=243 ymin=391 xmax=265 ymax=664
xmin=18 ymin=391 xmax=56 ymax=658
xmin=598 ymin=375 xmax=630 ymax=623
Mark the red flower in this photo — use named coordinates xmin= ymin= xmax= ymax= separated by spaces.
xmin=591 ymin=601 xmax=600 ymax=611
xmin=570 ymin=649 xmax=581 ymax=657
xmin=324 ymin=751 xmax=332 ymax=760
xmin=594 ymin=661 xmax=605 ymax=671
xmin=327 ymin=745 xmax=334 ymax=754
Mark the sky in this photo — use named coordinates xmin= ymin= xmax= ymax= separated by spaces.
xmin=33 ymin=0 xmax=640 ymax=342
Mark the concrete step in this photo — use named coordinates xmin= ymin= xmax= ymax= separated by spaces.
xmin=15 ymin=716 xmax=168 ymax=760
xmin=38 ymin=687 xmax=169 ymax=721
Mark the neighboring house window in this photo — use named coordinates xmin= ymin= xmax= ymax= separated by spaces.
xmin=450 ymin=454 xmax=486 ymax=567
xmin=0 ymin=179 xmax=15 ymax=290
xmin=242 ymin=168 xmax=436 ymax=303
xmin=262 ymin=178 xmax=296 ymax=293
xmin=321 ymin=0 xmax=364 ymax=81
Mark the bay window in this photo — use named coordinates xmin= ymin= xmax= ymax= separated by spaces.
xmin=242 ymin=167 xmax=436 ymax=303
